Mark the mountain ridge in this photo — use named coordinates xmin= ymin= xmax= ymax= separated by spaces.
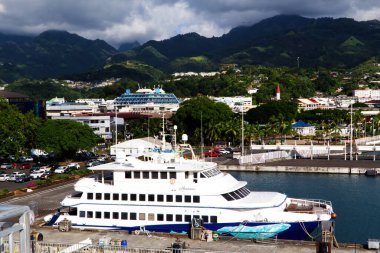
xmin=2 ymin=15 xmax=380 ymax=82
xmin=0 ymin=30 xmax=117 ymax=82
xmin=114 ymin=15 xmax=380 ymax=71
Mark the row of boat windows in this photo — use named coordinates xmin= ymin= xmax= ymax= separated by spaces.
xmin=125 ymin=171 xmax=177 ymax=179
xmin=79 ymin=211 xmax=218 ymax=223
xmin=124 ymin=168 xmax=220 ymax=180
xmin=221 ymin=187 xmax=251 ymax=201
xmin=87 ymin=192 xmax=201 ymax=203
xmin=201 ymin=168 xmax=221 ymax=178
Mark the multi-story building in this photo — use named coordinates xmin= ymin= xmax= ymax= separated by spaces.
xmin=212 ymin=96 xmax=254 ymax=112
xmin=51 ymin=114 xmax=112 ymax=140
xmin=353 ymin=89 xmax=380 ymax=102
xmin=46 ymin=101 xmax=97 ymax=118
xmin=334 ymin=95 xmax=357 ymax=108
xmin=114 ymin=87 xmax=180 ymax=115
xmin=297 ymin=97 xmax=334 ymax=111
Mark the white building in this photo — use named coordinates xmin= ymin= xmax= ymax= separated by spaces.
xmin=334 ymin=96 xmax=357 ymax=108
xmin=212 ymin=96 xmax=254 ymax=112
xmin=51 ymin=114 xmax=112 ymax=140
xmin=46 ymin=101 xmax=98 ymax=118
xmin=353 ymin=89 xmax=380 ymax=102
xmin=297 ymin=97 xmax=335 ymax=111
xmin=75 ymin=98 xmax=106 ymax=106
xmin=292 ymin=120 xmax=316 ymax=136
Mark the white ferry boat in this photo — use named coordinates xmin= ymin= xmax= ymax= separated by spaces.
xmin=45 ymin=146 xmax=335 ymax=240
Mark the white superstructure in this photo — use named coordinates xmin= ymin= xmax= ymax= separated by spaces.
xmin=47 ymin=146 xmax=335 ymax=240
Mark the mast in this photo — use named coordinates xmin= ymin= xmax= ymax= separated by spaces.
xmin=115 ymin=105 xmax=118 ymax=146
xmin=162 ymin=113 xmax=165 ymax=149
xmin=201 ymin=112 xmax=204 ymax=159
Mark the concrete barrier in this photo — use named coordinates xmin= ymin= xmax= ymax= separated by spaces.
xmin=219 ymin=165 xmax=380 ymax=175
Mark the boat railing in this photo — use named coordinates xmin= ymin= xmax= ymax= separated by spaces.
xmin=289 ymin=198 xmax=332 ymax=207
xmin=287 ymin=198 xmax=332 ymax=215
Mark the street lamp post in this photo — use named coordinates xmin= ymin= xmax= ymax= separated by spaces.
xmin=372 ymin=118 xmax=375 ymax=137
xmin=173 ymin=125 xmax=177 ymax=150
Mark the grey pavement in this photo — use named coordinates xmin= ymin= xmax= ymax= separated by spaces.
xmin=30 ymin=227 xmax=368 ymax=253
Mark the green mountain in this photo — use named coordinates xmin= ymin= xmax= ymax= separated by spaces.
xmin=0 ymin=30 xmax=117 ymax=82
xmin=118 ymin=41 xmax=140 ymax=51
xmin=68 ymin=60 xmax=164 ymax=83
xmin=2 ymin=15 xmax=380 ymax=83
xmin=112 ymin=15 xmax=380 ymax=71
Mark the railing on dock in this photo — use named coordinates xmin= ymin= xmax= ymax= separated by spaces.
xmin=239 ymin=151 xmax=289 ymax=165
xmin=1 ymin=241 xmax=245 ymax=253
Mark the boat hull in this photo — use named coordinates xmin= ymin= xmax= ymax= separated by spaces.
xmin=66 ymin=221 xmax=320 ymax=241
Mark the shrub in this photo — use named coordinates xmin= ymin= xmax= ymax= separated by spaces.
xmin=26 ymin=182 xmax=37 ymax=188
xmin=36 ymin=180 xmax=47 ymax=186
xmin=0 ymin=188 xmax=9 ymax=196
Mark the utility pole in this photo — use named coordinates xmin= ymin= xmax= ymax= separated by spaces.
xmin=297 ymin=57 xmax=300 ymax=69
xmin=350 ymin=101 xmax=353 ymax=160
xmin=201 ymin=112 xmax=204 ymax=159
xmin=241 ymin=105 xmax=244 ymax=156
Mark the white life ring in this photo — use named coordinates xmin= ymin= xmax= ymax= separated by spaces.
xmin=170 ymin=178 xmax=176 ymax=184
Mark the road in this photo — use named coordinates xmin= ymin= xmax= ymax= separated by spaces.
xmin=0 ymin=180 xmax=76 ymax=218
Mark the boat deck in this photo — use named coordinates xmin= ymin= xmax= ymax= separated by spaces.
xmin=285 ymin=203 xmax=328 ymax=215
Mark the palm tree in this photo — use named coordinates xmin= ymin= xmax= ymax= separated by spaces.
xmin=352 ymin=110 xmax=362 ymax=138
xmin=205 ymin=121 xmax=221 ymax=145
xmin=268 ymin=116 xmax=280 ymax=144
xmin=277 ymin=113 xmax=288 ymax=144
xmin=222 ymin=120 xmax=239 ymax=146
xmin=372 ymin=115 xmax=380 ymax=136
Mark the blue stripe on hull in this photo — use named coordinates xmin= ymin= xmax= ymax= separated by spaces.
xmin=71 ymin=221 xmax=320 ymax=241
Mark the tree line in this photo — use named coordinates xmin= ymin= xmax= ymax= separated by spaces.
xmin=0 ymin=100 xmax=100 ymax=160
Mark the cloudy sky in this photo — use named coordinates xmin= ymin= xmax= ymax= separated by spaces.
xmin=0 ymin=0 xmax=379 ymax=47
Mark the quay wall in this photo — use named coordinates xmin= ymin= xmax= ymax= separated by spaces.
xmin=219 ymin=165 xmax=380 ymax=175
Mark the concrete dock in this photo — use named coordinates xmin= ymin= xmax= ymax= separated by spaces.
xmin=28 ymin=226 xmax=370 ymax=253
xmin=219 ymin=158 xmax=380 ymax=174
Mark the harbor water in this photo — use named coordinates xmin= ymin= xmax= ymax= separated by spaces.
xmin=231 ymin=171 xmax=380 ymax=244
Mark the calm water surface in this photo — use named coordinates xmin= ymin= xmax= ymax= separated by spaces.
xmin=230 ymin=171 xmax=380 ymax=244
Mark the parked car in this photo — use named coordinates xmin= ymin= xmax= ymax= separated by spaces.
xmin=15 ymin=175 xmax=31 ymax=183
xmin=0 ymin=174 xmax=10 ymax=181
xmin=215 ymin=149 xmax=230 ymax=154
xmin=30 ymin=170 xmax=45 ymax=179
xmin=13 ymin=163 xmax=32 ymax=170
xmin=40 ymin=171 xmax=54 ymax=179
xmin=30 ymin=164 xmax=41 ymax=172
xmin=204 ymin=150 xmax=223 ymax=157
xmin=54 ymin=166 xmax=67 ymax=174
xmin=0 ymin=163 xmax=13 ymax=170
xmin=8 ymin=172 xmax=26 ymax=182
xmin=67 ymin=163 xmax=80 ymax=169
xmin=86 ymin=160 xmax=98 ymax=167
xmin=16 ymin=156 xmax=33 ymax=163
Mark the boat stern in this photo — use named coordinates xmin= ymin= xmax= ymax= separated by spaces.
xmin=286 ymin=198 xmax=335 ymax=221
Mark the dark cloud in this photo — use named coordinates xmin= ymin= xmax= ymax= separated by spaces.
xmin=0 ymin=0 xmax=378 ymax=46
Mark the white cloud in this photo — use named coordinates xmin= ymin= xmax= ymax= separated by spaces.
xmin=0 ymin=0 xmax=379 ymax=47
xmin=0 ymin=3 xmax=5 ymax=13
